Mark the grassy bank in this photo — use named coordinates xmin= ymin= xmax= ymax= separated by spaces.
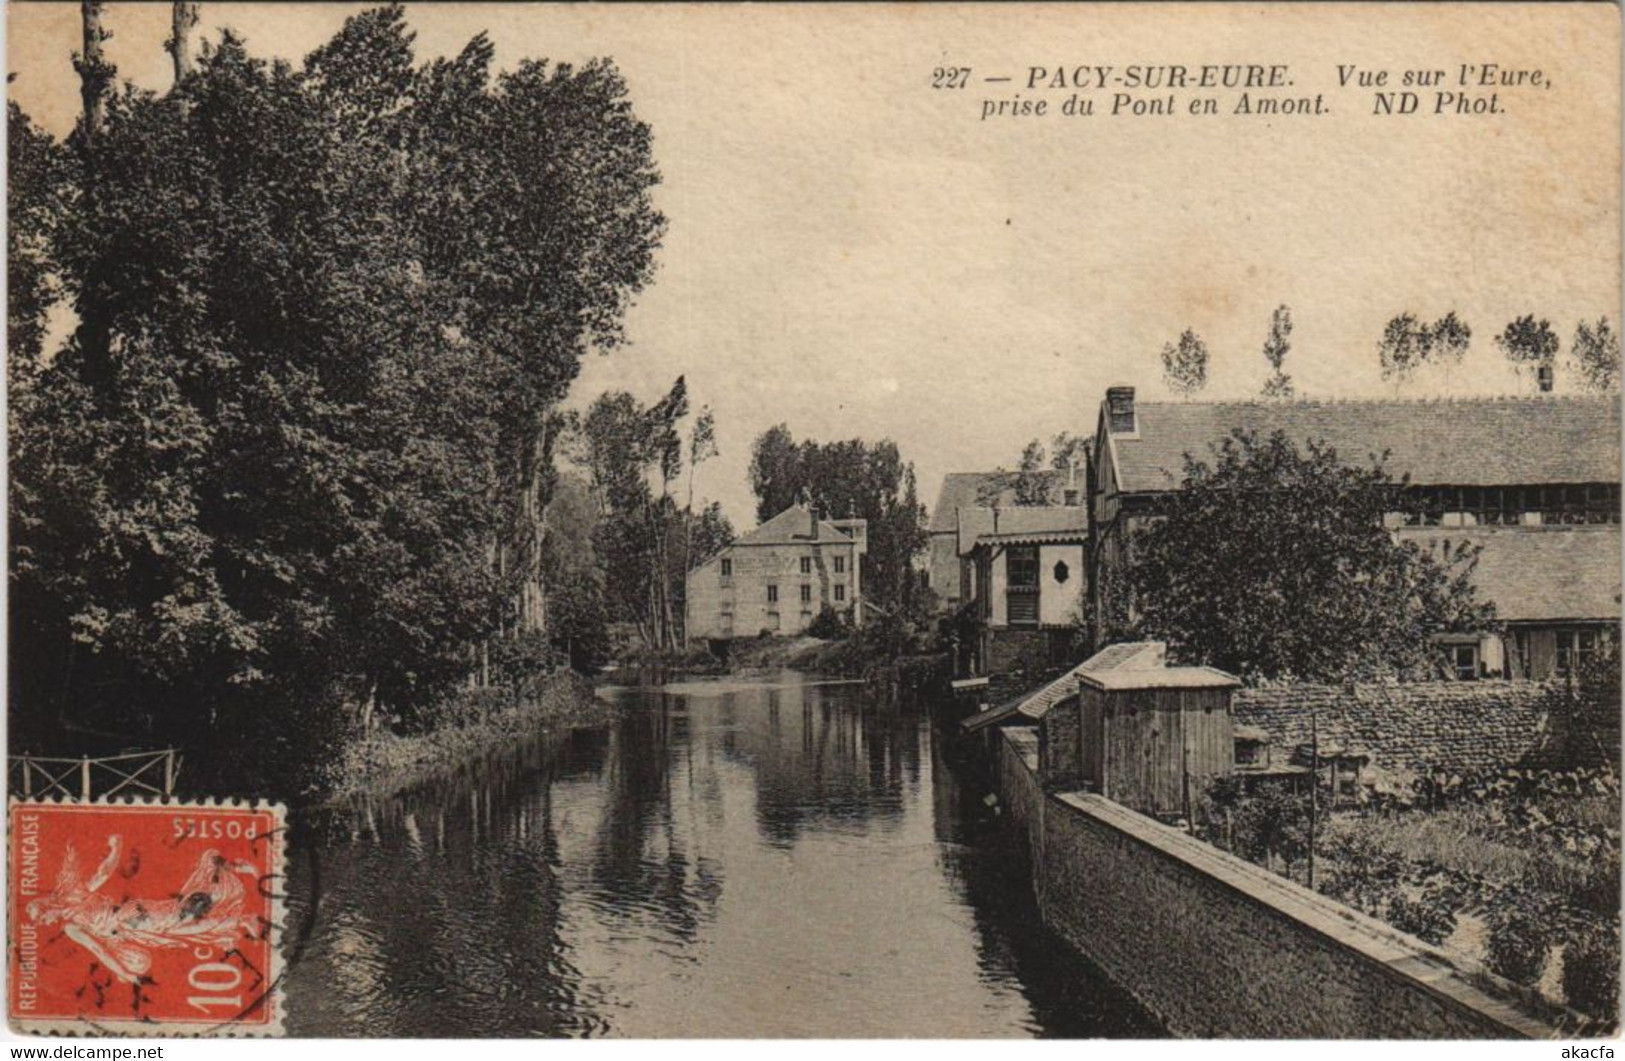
xmin=317 ymin=669 xmax=615 ymax=805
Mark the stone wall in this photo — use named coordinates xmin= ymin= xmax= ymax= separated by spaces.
xmin=1232 ymin=680 xmax=1589 ymax=780
xmin=998 ymin=727 xmax=1046 ymax=863
xmin=995 ymin=729 xmax=1559 ymax=1039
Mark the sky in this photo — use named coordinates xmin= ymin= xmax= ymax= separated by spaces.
xmin=8 ymin=3 xmax=1620 ymax=528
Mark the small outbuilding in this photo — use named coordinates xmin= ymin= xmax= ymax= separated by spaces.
xmin=1040 ymin=642 xmax=1240 ymax=821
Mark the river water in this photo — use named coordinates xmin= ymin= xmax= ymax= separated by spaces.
xmin=282 ymin=672 xmax=1157 ymax=1037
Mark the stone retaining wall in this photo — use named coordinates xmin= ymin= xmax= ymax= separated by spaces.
xmin=1233 ymin=680 xmax=1573 ymax=778
xmin=996 ymin=727 xmax=1559 ymax=1039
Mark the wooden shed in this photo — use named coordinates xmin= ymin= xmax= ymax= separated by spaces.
xmin=1074 ymin=663 xmax=1241 ymax=820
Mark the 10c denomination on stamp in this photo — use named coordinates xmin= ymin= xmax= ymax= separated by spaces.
xmin=10 ymin=800 xmax=285 ymax=1036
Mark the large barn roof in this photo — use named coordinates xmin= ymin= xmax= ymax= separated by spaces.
xmin=1403 ymin=526 xmax=1621 ymax=622
xmin=1104 ymin=395 xmax=1620 ymax=495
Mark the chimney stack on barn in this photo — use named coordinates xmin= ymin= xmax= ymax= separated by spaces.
xmin=1106 ymin=386 xmax=1137 ymax=435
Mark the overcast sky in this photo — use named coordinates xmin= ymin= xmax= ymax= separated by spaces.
xmin=10 ymin=3 xmax=1620 ymax=527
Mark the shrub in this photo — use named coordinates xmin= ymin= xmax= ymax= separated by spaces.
xmin=806 ymin=604 xmax=851 ymax=640
xmin=1385 ymin=890 xmax=1456 ymax=946
xmin=1562 ymin=920 xmax=1622 ymax=1024
xmin=1487 ymin=908 xmax=1552 ymax=985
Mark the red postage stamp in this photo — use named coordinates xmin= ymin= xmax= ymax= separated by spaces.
xmin=8 ymin=800 xmax=285 ymax=1036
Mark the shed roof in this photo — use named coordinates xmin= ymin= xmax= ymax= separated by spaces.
xmin=1081 ymin=665 xmax=1242 ymax=691
xmin=1402 ymin=526 xmax=1621 ymax=622
xmin=963 ymin=506 xmax=1089 ymax=553
xmin=1104 ymin=395 xmax=1620 ymax=495
xmin=961 ymin=642 xmax=1166 ymax=733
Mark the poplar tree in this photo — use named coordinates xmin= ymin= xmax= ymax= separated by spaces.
xmin=1261 ymin=305 xmax=1294 ymax=399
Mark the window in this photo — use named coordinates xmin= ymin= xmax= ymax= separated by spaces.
xmin=1450 ymin=643 xmax=1479 ymax=681
xmin=834 ymin=584 xmax=846 ymax=602
xmin=1053 ymin=560 xmax=1070 ymax=584
xmin=1513 ymin=630 xmax=1532 ymax=679
xmin=720 ymin=610 xmax=734 ymax=632
xmin=834 ymin=556 xmax=846 ymax=574
xmin=800 ymin=584 xmax=812 ymax=603
xmin=768 ymin=611 xmax=781 ymax=631
xmin=767 ymin=584 xmax=778 ymax=603
xmin=720 ymin=558 xmax=732 ymax=578
xmin=1007 ymin=546 xmax=1039 ymax=587
xmin=1006 ymin=546 xmax=1039 ymax=625
xmin=800 ymin=556 xmax=812 ymax=575
xmin=1557 ymin=629 xmax=1599 ymax=676
xmin=1235 ymin=742 xmax=1261 ymax=766
xmin=1588 ymin=484 xmax=1621 ymax=524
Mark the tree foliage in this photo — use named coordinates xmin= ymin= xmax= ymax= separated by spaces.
xmin=1260 ymin=304 xmax=1294 ymax=399
xmin=1572 ymin=317 xmax=1620 ymax=393
xmin=1495 ymin=315 xmax=1559 ymax=385
xmin=573 ymin=379 xmax=731 ymax=651
xmin=1377 ymin=313 xmax=1428 ymax=387
xmin=10 ymin=6 xmax=664 ymax=759
xmin=1161 ymin=328 xmax=1209 ymax=397
xmin=993 ymin=432 xmax=1089 ymax=505
xmin=1115 ymin=430 xmax=1496 ymax=682
xmin=1430 ymin=310 xmax=1472 ymax=368
xmin=1378 ymin=311 xmax=1472 ymax=389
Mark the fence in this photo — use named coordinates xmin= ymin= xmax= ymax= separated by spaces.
xmin=8 ymin=748 xmax=182 ymax=800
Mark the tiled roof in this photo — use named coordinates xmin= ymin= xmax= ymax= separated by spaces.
xmin=959 ymin=505 xmax=1088 ymax=554
xmin=1106 ymin=396 xmax=1620 ymax=494
xmin=928 ymin=471 xmax=1062 ymax=533
xmin=1082 ymin=666 xmax=1242 ymax=691
xmin=961 ymin=642 xmax=1165 ymax=732
xmin=731 ymin=504 xmax=860 ymax=548
xmin=1401 ymin=526 xmax=1621 ymax=622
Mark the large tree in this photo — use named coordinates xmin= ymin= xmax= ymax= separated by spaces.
xmin=10 ymin=6 xmax=664 ymax=757
xmin=1161 ymin=328 xmax=1209 ymax=398
xmin=1495 ymin=315 xmax=1559 ymax=388
xmin=1377 ymin=313 xmax=1428 ymax=390
xmin=1572 ymin=317 xmax=1620 ymax=393
xmin=574 ymin=379 xmax=728 ymax=650
xmin=1260 ymin=305 xmax=1294 ymax=399
xmin=1115 ymin=430 xmax=1495 ymax=682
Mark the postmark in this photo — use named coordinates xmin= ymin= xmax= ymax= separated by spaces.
xmin=9 ymin=799 xmax=285 ymax=1036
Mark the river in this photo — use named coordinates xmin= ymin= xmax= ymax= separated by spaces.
xmin=282 ymin=671 xmax=1158 ymax=1037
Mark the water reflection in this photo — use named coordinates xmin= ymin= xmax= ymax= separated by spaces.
xmin=283 ymin=673 xmax=1157 ymax=1037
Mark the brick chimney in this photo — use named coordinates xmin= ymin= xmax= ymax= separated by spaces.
xmin=1106 ymin=386 xmax=1137 ymax=435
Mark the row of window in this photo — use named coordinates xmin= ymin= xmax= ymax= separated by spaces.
xmin=718 ymin=555 xmax=848 ymax=578
xmin=762 ymin=584 xmax=846 ymax=603
xmin=1394 ymin=484 xmax=1620 ymax=527
xmin=1447 ymin=628 xmax=1609 ymax=680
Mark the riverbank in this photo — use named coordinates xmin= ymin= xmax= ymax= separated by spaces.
xmin=318 ymin=669 xmax=615 ymax=805
xmin=616 ymin=634 xmax=950 ymax=693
